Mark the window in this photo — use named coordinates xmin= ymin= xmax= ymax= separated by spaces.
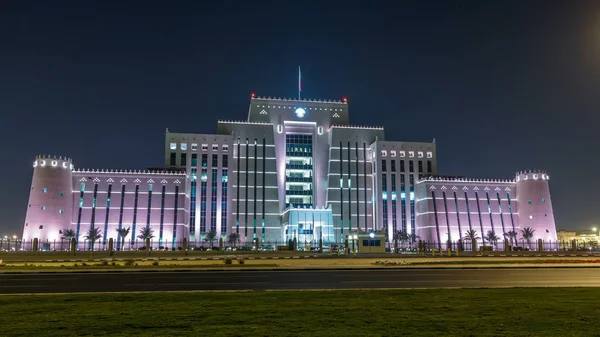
xmin=381 ymin=150 xmax=387 ymax=157
xmin=529 ymin=215 xmax=533 ymax=219
xmin=170 ymin=143 xmax=176 ymax=150
xmin=545 ymin=213 xmax=548 ymax=217
xmin=180 ymin=143 xmax=188 ymax=150
xmin=58 ymin=209 xmax=64 ymax=214
xmin=212 ymin=144 xmax=219 ymax=151
xmin=399 ymin=151 xmax=406 ymax=157
xmin=222 ymin=144 xmax=229 ymax=152
xmin=180 ymin=153 xmax=187 ymax=166
xmin=43 ymin=188 xmax=47 ymax=193
xmin=409 ymin=151 xmax=415 ymax=158
xmin=528 ymin=200 xmax=532 ymax=205
xmin=418 ymin=161 xmax=423 ymax=173
xmin=39 ymin=225 xmax=43 ymax=229
xmin=191 ymin=153 xmax=198 ymax=166
xmin=41 ymin=206 xmax=46 ymax=210
xmin=400 ymin=160 xmax=405 ymax=172
xmin=202 ymin=144 xmax=208 ymax=151
xmin=223 ymin=154 xmax=228 ymax=168
xmin=212 ymin=154 xmax=218 ymax=167
xmin=427 ymin=151 xmax=433 ymax=158
xmin=390 ymin=150 xmax=396 ymax=157
xmin=191 ymin=143 xmax=198 ymax=151
xmin=362 ymin=239 xmax=381 ymax=246
xmin=427 ymin=160 xmax=432 ymax=174
xmin=169 ymin=152 xmax=176 ymax=166
xmin=381 ymin=160 xmax=387 ymax=172
xmin=59 ymin=192 xmax=64 ymax=196
xmin=409 ymin=161 xmax=414 ymax=173
xmin=391 ymin=160 xmax=396 ymax=172
xmin=542 ymin=198 xmax=546 ymax=203
xmin=201 ymin=154 xmax=208 ymax=167
xmin=418 ymin=151 xmax=424 ymax=158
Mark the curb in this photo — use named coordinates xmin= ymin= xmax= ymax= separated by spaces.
xmin=2 ymin=255 xmax=321 ymax=263
xmin=3 ymin=265 xmax=600 ymax=275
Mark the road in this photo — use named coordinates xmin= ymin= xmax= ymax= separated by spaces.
xmin=1 ymin=268 xmax=600 ymax=294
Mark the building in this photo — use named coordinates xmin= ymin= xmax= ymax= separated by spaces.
xmin=21 ymin=95 xmax=558 ymax=249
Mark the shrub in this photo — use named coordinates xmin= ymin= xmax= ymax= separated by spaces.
xmin=82 ymin=262 xmax=88 ymax=266
xmin=100 ymin=260 xmax=108 ymax=266
xmin=124 ymin=259 xmax=134 ymax=266
xmin=238 ymin=259 xmax=245 ymax=265
xmin=224 ymin=258 xmax=233 ymax=265
xmin=152 ymin=261 xmax=159 ymax=266
xmin=111 ymin=262 xmax=116 ymax=266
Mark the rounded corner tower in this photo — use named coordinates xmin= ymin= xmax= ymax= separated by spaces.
xmin=22 ymin=155 xmax=74 ymax=243
xmin=515 ymin=170 xmax=557 ymax=241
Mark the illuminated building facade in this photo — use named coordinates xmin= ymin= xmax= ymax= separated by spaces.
xmin=22 ymin=95 xmax=558 ymax=248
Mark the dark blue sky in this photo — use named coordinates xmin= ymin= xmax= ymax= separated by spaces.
xmin=1 ymin=1 xmax=599 ymax=235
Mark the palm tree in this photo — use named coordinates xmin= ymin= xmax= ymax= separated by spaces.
xmin=205 ymin=229 xmax=217 ymax=248
xmin=521 ymin=227 xmax=535 ymax=249
xmin=504 ymin=230 xmax=518 ymax=247
xmin=463 ymin=229 xmax=480 ymax=251
xmin=60 ymin=228 xmax=77 ymax=251
xmin=84 ymin=227 xmax=102 ymax=257
xmin=138 ymin=227 xmax=155 ymax=242
xmin=408 ymin=233 xmax=420 ymax=244
xmin=115 ymin=227 xmax=130 ymax=251
xmin=463 ymin=229 xmax=480 ymax=242
xmin=393 ymin=231 xmax=409 ymax=251
xmin=227 ymin=232 xmax=240 ymax=247
xmin=484 ymin=230 xmax=500 ymax=247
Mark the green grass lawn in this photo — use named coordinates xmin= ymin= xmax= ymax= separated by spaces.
xmin=0 ymin=288 xmax=597 ymax=336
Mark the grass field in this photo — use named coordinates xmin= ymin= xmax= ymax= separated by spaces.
xmin=0 ymin=288 xmax=598 ymax=336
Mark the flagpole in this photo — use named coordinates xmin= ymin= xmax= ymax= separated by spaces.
xmin=298 ymin=66 xmax=301 ymax=100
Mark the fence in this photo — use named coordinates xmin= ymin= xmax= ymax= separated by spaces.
xmin=2 ymin=238 xmax=598 ymax=253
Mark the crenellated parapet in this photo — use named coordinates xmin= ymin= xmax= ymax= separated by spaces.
xmin=33 ymin=155 xmax=73 ymax=170
xmin=217 ymin=120 xmax=273 ymax=126
xmin=418 ymin=175 xmax=515 ymax=184
xmin=515 ymin=170 xmax=550 ymax=181
xmin=330 ymin=125 xmax=384 ymax=131
xmin=252 ymin=96 xmax=346 ymax=104
xmin=73 ymin=168 xmax=185 ymax=175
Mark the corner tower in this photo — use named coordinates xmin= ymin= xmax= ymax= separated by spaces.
xmin=22 ymin=155 xmax=74 ymax=243
xmin=515 ymin=170 xmax=557 ymax=241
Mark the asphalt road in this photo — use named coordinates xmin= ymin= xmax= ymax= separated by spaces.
xmin=2 ymin=268 xmax=600 ymax=294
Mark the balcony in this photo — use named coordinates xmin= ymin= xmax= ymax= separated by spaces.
xmin=286 ymin=203 xmax=313 ymax=209
xmin=285 ymin=163 xmax=313 ymax=170
xmin=285 ymin=176 xmax=313 ymax=183
xmin=285 ymin=190 xmax=313 ymax=196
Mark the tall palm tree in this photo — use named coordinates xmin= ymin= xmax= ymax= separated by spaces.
xmin=227 ymin=232 xmax=240 ymax=247
xmin=408 ymin=233 xmax=420 ymax=244
xmin=138 ymin=227 xmax=155 ymax=241
xmin=115 ymin=227 xmax=130 ymax=251
xmin=484 ymin=230 xmax=500 ymax=247
xmin=521 ymin=227 xmax=536 ymax=248
xmin=463 ymin=229 xmax=480 ymax=242
xmin=60 ymin=228 xmax=77 ymax=251
xmin=393 ymin=231 xmax=409 ymax=250
xmin=84 ymin=227 xmax=102 ymax=257
xmin=205 ymin=229 xmax=217 ymax=248
xmin=504 ymin=230 xmax=518 ymax=247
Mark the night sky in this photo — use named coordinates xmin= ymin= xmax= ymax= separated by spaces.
xmin=1 ymin=1 xmax=599 ymax=236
